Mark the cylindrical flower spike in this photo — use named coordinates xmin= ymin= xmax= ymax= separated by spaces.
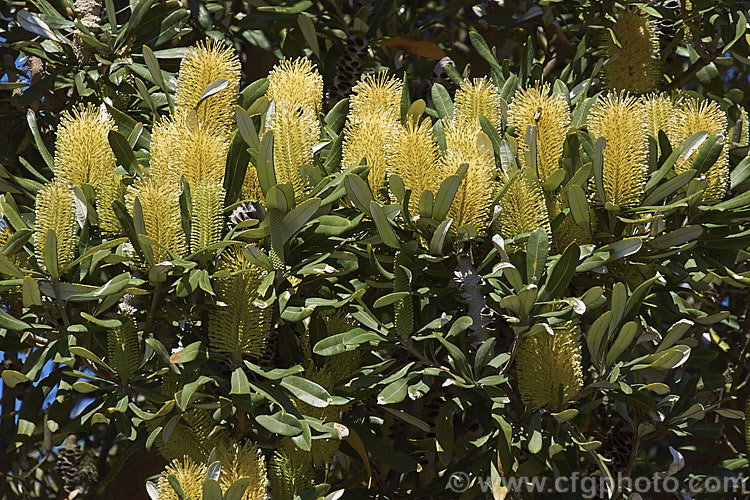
xmin=385 ymin=117 xmax=442 ymax=216
xmin=267 ymin=102 xmax=319 ymax=194
xmin=349 ymin=72 xmax=402 ymax=121
xmin=34 ymin=180 xmax=77 ymax=272
xmin=209 ymin=246 xmax=270 ymax=363
xmin=126 ymin=178 xmax=187 ymax=263
xmin=516 ymin=321 xmax=584 ymax=411
xmin=190 ymin=181 xmax=225 ymax=253
xmin=668 ymin=97 xmax=729 ymax=204
xmin=156 ymin=457 xmax=206 ymax=500
xmin=149 ymin=111 xmax=229 ymax=188
xmin=106 ymin=313 xmax=139 ymax=385
xmin=175 ymin=39 xmax=241 ymax=134
xmin=269 ymin=450 xmax=315 ymax=499
xmin=97 ymin=173 xmax=125 ymax=234
xmin=454 ymin=77 xmax=501 ymax=129
xmin=266 ymin=58 xmax=324 ymax=114
xmin=494 ymin=169 xmax=551 ymax=241
xmin=604 ymin=11 xmax=660 ymax=93
xmin=54 ymin=104 xmax=117 ymax=189
xmin=215 ymin=441 xmax=268 ymax=500
xmin=587 ymin=92 xmax=649 ymax=209
xmin=343 ymin=111 xmax=395 ymax=194
xmin=441 ymin=119 xmax=498 ymax=232
xmin=509 ymin=84 xmax=570 ymax=182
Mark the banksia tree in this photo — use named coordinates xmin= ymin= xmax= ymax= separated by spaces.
xmin=453 ymin=77 xmax=501 ymax=129
xmin=441 ymin=119 xmax=496 ymax=231
xmin=265 ymin=58 xmax=323 ymax=194
xmin=156 ymin=457 xmax=206 ymax=500
xmin=604 ymin=10 xmax=660 ymax=92
xmin=190 ymin=181 xmax=225 ymax=252
xmin=126 ymin=178 xmax=187 ymax=263
xmin=175 ymin=39 xmax=241 ymax=133
xmin=216 ymin=441 xmax=268 ymax=500
xmin=508 ymin=84 xmax=570 ymax=182
xmin=668 ymin=97 xmax=729 ymax=204
xmin=209 ymin=246 xmax=270 ymax=363
xmin=34 ymin=180 xmax=76 ymax=271
xmin=385 ymin=117 xmax=442 ymax=215
xmin=587 ymin=92 xmax=649 ymax=209
xmin=516 ymin=322 xmax=584 ymax=410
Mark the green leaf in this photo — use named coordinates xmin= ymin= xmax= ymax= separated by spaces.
xmin=344 ymin=174 xmax=374 ymax=213
xmin=432 ymin=166 xmax=465 ymax=221
xmin=690 ymin=134 xmax=723 ymax=175
xmin=431 ymin=83 xmax=453 ymax=118
xmin=541 ymin=243 xmax=579 ymax=300
xmin=1 ymin=370 xmax=30 ymax=388
xmin=526 ymin=228 xmax=548 ymax=285
xmin=280 ymin=376 xmax=332 ymax=408
xmin=223 ymin=478 xmax=251 ymax=500
xmin=108 ymin=130 xmax=137 ymax=175
xmin=196 ymin=79 xmax=229 ymax=109
xmin=651 ymin=225 xmax=703 ymax=249
xmin=429 ymin=218 xmax=453 ymax=256
xmin=142 ymin=45 xmax=166 ymax=90
xmin=468 ymin=31 xmax=501 ymax=72
xmin=730 ymin=155 xmax=750 ymax=189
xmin=369 ymin=202 xmax=400 ymax=249
xmin=256 ymin=412 xmax=302 ymax=436
xmin=605 ymin=321 xmax=639 ymax=367
xmin=26 ymin=110 xmax=54 ymax=169
xmin=175 ymin=375 xmax=214 ymax=410
xmin=22 ymin=276 xmax=42 ymax=307
xmin=373 ymin=292 xmax=410 ymax=308
xmin=170 ymin=341 xmax=202 ymax=364
xmin=167 ymin=474 xmax=186 ymax=500
xmin=645 ymin=131 xmax=707 ymax=192
xmin=257 ymin=132 xmax=276 ymax=195
xmin=202 ymin=479 xmax=223 ymax=500
xmin=43 ymin=229 xmax=59 ymax=279
xmin=587 ymin=310 xmax=612 ymax=370
xmin=642 ymin=169 xmax=696 ymax=206
xmin=281 ymin=198 xmax=321 ymax=242
xmin=377 ymin=377 xmax=412 ymax=405
xmin=236 ymin=106 xmax=260 ymax=149
xmin=592 ymin=137 xmax=606 ymax=204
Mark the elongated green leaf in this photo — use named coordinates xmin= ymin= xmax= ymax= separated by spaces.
xmin=592 ymin=137 xmax=606 ymax=204
xmin=344 ymin=174 xmax=373 ymax=213
xmin=257 ymin=132 xmax=276 ymax=195
xmin=526 ymin=228 xmax=548 ymax=285
xmin=280 ymin=375 xmax=332 ymax=408
xmin=645 ymin=131 xmax=707 ymax=192
xmin=432 ymin=173 xmax=462 ymax=221
xmin=642 ymin=169 xmax=696 ymax=206
xmin=108 ymin=130 xmax=137 ymax=175
xmin=281 ymin=198 xmax=320 ymax=243
xmin=256 ymin=412 xmax=302 ymax=436
xmin=236 ymin=106 xmax=260 ymax=149
xmin=196 ymin=79 xmax=229 ymax=109
xmin=369 ymin=202 xmax=400 ymax=249
xmin=142 ymin=45 xmax=166 ymax=90
xmin=541 ymin=244 xmax=579 ymax=300
xmin=690 ymin=134 xmax=723 ymax=175
xmin=431 ymin=83 xmax=453 ymax=118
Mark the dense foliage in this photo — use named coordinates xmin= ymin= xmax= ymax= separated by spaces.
xmin=2 ymin=1 xmax=750 ymax=499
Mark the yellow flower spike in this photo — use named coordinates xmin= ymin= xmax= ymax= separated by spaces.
xmin=343 ymin=111 xmax=395 ymax=194
xmin=269 ymin=450 xmax=315 ymax=499
xmin=495 ymin=168 xmax=551 ymax=241
xmin=241 ymin=165 xmax=265 ymax=202
xmin=156 ymin=457 xmax=206 ymax=500
xmin=175 ymin=39 xmax=241 ymax=133
xmin=149 ymin=111 xmax=229 ymax=187
xmin=349 ymin=72 xmax=403 ymax=121
xmin=267 ymin=102 xmax=319 ymax=194
xmin=604 ymin=11 xmax=660 ymax=93
xmin=216 ymin=441 xmax=268 ymax=500
xmin=190 ymin=181 xmax=225 ymax=253
xmin=106 ymin=313 xmax=139 ymax=385
xmin=516 ymin=321 xmax=584 ymax=411
xmin=385 ymin=117 xmax=442 ymax=215
xmin=441 ymin=119 xmax=497 ymax=231
xmin=54 ymin=104 xmax=117 ymax=189
xmin=125 ymin=178 xmax=187 ymax=262
xmin=668 ymin=97 xmax=729 ymax=204
xmin=209 ymin=246 xmax=270 ymax=363
xmin=34 ymin=180 xmax=76 ymax=271
xmin=642 ymin=93 xmax=674 ymax=142
xmin=97 ymin=173 xmax=125 ymax=234
xmin=587 ymin=92 xmax=649 ymax=209
xmin=266 ymin=57 xmax=324 ymax=113
xmin=454 ymin=77 xmax=501 ymax=129
xmin=508 ymin=84 xmax=570 ymax=182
